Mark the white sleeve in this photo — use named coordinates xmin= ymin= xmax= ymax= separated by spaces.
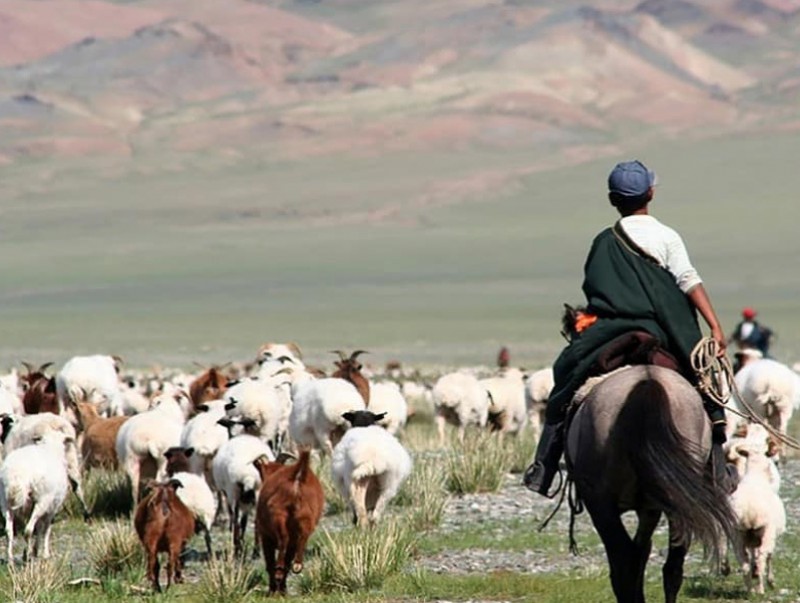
xmin=664 ymin=228 xmax=702 ymax=293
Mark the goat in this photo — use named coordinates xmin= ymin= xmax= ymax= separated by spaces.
xmin=254 ymin=450 xmax=324 ymax=593
xmin=20 ymin=362 xmax=59 ymax=415
xmin=69 ymin=400 xmax=128 ymax=470
xmin=164 ymin=447 xmax=216 ymax=557
xmin=188 ymin=365 xmax=229 ymax=409
xmin=134 ymin=479 xmax=196 ymax=592
xmin=331 ymin=350 xmax=370 ymax=405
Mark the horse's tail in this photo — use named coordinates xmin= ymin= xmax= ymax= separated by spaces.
xmin=622 ymin=378 xmax=736 ymax=555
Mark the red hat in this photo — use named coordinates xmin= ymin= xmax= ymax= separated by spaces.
xmin=742 ymin=307 xmax=756 ymax=319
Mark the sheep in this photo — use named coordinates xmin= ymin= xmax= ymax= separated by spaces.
xmin=56 ymin=355 xmax=124 ymax=417
xmin=110 ymin=377 xmax=153 ymax=416
xmin=212 ymin=433 xmax=275 ymax=555
xmin=367 ymin=382 xmax=408 ymax=436
xmin=480 ymin=367 xmax=528 ymax=435
xmin=524 ymin=367 xmax=554 ymax=441
xmin=432 ymin=372 xmax=490 ymax=446
xmin=164 ymin=447 xmax=216 ymax=557
xmin=726 ymin=438 xmax=786 ymax=594
xmin=134 ymin=479 xmax=196 ymax=593
xmin=180 ymin=399 xmax=232 ymax=484
xmin=188 ymin=365 xmax=229 ymax=409
xmin=3 ymin=413 xmax=90 ymax=518
xmin=0 ymin=369 xmax=23 ymax=416
xmin=254 ymin=450 xmax=324 ymax=594
xmin=726 ymin=357 xmax=799 ymax=456
xmin=288 ymin=372 xmax=366 ymax=455
xmin=224 ymin=375 xmax=293 ymax=450
xmin=116 ymin=390 xmax=188 ymax=506
xmin=332 ymin=410 xmax=412 ymax=526
xmin=1 ymin=430 xmax=72 ymax=561
xmin=70 ymin=400 xmax=129 ymax=470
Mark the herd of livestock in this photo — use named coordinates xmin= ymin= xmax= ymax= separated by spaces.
xmin=0 ymin=343 xmax=799 ymax=595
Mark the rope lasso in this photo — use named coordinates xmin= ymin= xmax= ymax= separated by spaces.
xmin=690 ymin=337 xmax=800 ymax=451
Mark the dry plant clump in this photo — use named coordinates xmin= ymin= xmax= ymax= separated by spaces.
xmin=394 ymin=457 xmax=448 ymax=530
xmin=196 ymin=546 xmax=259 ymax=603
xmin=6 ymin=556 xmax=70 ymax=603
xmin=87 ymin=519 xmax=144 ymax=578
xmin=446 ymin=431 xmax=514 ymax=494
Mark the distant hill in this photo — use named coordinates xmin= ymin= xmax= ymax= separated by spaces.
xmin=0 ymin=0 xmax=799 ymax=165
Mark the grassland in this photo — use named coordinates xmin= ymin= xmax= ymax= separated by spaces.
xmin=0 ymin=131 xmax=798 ymax=370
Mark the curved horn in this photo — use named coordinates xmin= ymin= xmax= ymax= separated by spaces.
xmin=192 ymin=361 xmax=207 ymax=371
xmin=38 ymin=362 xmax=54 ymax=373
xmin=287 ymin=342 xmax=303 ymax=360
xmin=21 ymin=361 xmax=34 ymax=374
xmin=330 ymin=350 xmax=347 ymax=361
xmin=111 ymin=355 xmax=124 ymax=366
xmin=276 ymin=355 xmax=295 ymax=365
xmin=350 ymin=350 xmax=368 ymax=361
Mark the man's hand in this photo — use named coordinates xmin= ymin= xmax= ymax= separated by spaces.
xmin=711 ymin=326 xmax=727 ymax=357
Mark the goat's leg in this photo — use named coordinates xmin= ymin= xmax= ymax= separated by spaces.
xmin=291 ymin=531 xmax=313 ymax=574
xmin=766 ymin=551 xmax=775 ymax=589
xmin=435 ymin=414 xmax=446 ymax=447
xmin=202 ymin=522 xmax=213 ymax=558
xmin=238 ymin=509 xmax=249 ymax=557
xmin=349 ymin=479 xmax=369 ymax=527
xmin=263 ymin=537 xmax=278 ymax=593
xmin=126 ymin=457 xmax=141 ymax=510
xmin=4 ymin=507 xmax=14 ymax=563
xmin=232 ymin=503 xmax=242 ymax=556
xmin=40 ymin=513 xmax=55 ymax=559
xmin=754 ymin=547 xmax=766 ymax=595
xmin=273 ymin=522 xmax=290 ymax=594
xmin=68 ymin=476 xmax=90 ymax=521
xmin=24 ymin=501 xmax=48 ymax=560
xmin=148 ymin=550 xmax=161 ymax=593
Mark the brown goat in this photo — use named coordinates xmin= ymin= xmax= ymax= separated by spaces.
xmin=71 ymin=401 xmax=129 ymax=469
xmin=188 ymin=366 xmax=228 ymax=409
xmin=254 ymin=451 xmax=324 ymax=594
xmin=331 ymin=350 xmax=370 ymax=406
xmin=20 ymin=362 xmax=59 ymax=415
xmin=134 ymin=479 xmax=196 ymax=593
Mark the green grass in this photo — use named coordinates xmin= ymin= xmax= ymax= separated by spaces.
xmin=1 ymin=132 xmax=799 ymax=370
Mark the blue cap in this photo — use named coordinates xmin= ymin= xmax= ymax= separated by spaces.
xmin=608 ymin=160 xmax=657 ymax=197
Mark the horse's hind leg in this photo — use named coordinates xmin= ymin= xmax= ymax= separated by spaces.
xmin=633 ymin=510 xmax=661 ymax=602
xmin=586 ymin=501 xmax=640 ymax=603
xmin=663 ymin=520 xmax=689 ymax=603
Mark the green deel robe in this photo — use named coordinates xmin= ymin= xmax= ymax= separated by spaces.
xmin=545 ymin=223 xmax=703 ymax=423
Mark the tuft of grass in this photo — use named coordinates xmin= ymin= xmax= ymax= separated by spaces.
xmin=445 ymin=431 xmax=513 ymax=494
xmin=402 ymin=421 xmax=440 ymax=453
xmin=87 ymin=519 xmax=143 ymax=579
xmin=5 ymin=556 xmax=70 ymax=602
xmin=299 ymin=519 xmax=417 ymax=593
xmin=508 ymin=426 xmax=538 ymax=474
xmin=314 ymin=455 xmax=349 ymax=516
xmin=195 ymin=546 xmax=259 ymax=603
xmin=62 ymin=469 xmax=132 ymax=520
xmin=394 ymin=458 xmax=448 ymax=531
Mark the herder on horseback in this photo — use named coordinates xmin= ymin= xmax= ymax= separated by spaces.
xmin=524 ymin=160 xmax=735 ymax=497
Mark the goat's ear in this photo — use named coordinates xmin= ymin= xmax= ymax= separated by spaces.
xmin=217 ymin=418 xmax=235 ymax=428
xmin=240 ymin=418 xmax=257 ymax=429
xmin=342 ymin=411 xmax=355 ymax=425
xmin=276 ymin=452 xmax=296 ymax=465
xmin=374 ymin=412 xmax=387 ymax=421
xmin=185 ymin=447 xmax=194 ymax=457
xmin=224 ymin=401 xmax=237 ymax=411
xmin=197 ymin=404 xmax=209 ymax=413
xmin=167 ymin=478 xmax=183 ymax=490
xmin=164 ymin=449 xmax=175 ymax=459
xmin=45 ymin=377 xmax=57 ymax=394
xmin=226 ymin=380 xmax=240 ymax=388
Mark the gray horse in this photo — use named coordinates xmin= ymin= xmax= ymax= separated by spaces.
xmin=566 ymin=365 xmax=735 ymax=603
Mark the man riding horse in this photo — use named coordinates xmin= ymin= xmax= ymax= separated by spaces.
xmin=524 ymin=160 xmax=733 ymax=497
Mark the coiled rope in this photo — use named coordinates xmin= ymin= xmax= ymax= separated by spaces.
xmin=690 ymin=337 xmax=800 ymax=451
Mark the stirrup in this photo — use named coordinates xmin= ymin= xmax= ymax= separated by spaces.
xmin=523 ymin=463 xmax=564 ymax=499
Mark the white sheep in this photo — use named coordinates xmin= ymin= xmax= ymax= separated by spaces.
xmin=524 ymin=367 xmax=554 ymax=441
xmin=726 ymin=358 xmax=798 ymax=454
xmin=367 ymin=382 xmax=408 ymax=436
xmin=56 ymin=354 xmax=125 ymax=417
xmin=116 ymin=391 xmax=188 ymax=506
xmin=110 ymin=378 xmax=152 ymax=416
xmin=255 ymin=343 xmax=306 ymax=380
xmin=224 ymin=375 xmax=292 ymax=449
xmin=3 ymin=413 xmax=89 ymax=518
xmin=212 ymin=434 xmax=274 ymax=554
xmin=289 ymin=373 xmax=366 ymax=455
xmin=180 ymin=399 xmax=231 ymax=482
xmin=1 ymin=430 xmax=71 ymax=560
xmin=332 ymin=411 xmax=412 ymax=526
xmin=480 ymin=367 xmax=528 ymax=435
xmin=0 ymin=370 xmax=23 ymax=416
xmin=432 ymin=372 xmax=490 ymax=446
xmin=727 ymin=439 xmax=786 ymax=594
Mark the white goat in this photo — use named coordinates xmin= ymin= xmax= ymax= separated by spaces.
xmin=366 ymin=382 xmax=408 ymax=436
xmin=116 ymin=391 xmax=188 ymax=506
xmin=524 ymin=367 xmax=554 ymax=441
xmin=727 ymin=358 xmax=798 ymax=454
xmin=1 ymin=430 xmax=71 ymax=560
xmin=727 ymin=438 xmax=785 ymax=594
xmin=480 ymin=367 xmax=527 ymax=435
xmin=289 ymin=373 xmax=366 ymax=455
xmin=332 ymin=411 xmax=412 ymax=526
xmin=212 ymin=434 xmax=274 ymax=554
xmin=56 ymin=354 xmax=125 ymax=417
xmin=432 ymin=372 xmax=490 ymax=445
xmin=224 ymin=375 xmax=292 ymax=449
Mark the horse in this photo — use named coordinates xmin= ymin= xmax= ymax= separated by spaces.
xmin=565 ymin=365 xmax=736 ymax=603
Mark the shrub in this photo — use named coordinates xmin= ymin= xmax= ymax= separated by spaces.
xmin=394 ymin=458 xmax=448 ymax=530
xmin=196 ymin=547 xmax=259 ymax=603
xmin=299 ymin=519 xmax=416 ymax=593
xmin=314 ymin=456 xmax=348 ymax=516
xmin=445 ymin=431 xmax=513 ymax=494
xmin=508 ymin=427 xmax=538 ymax=474
xmin=87 ymin=519 xmax=143 ymax=579
xmin=5 ymin=556 xmax=70 ymax=603
xmin=62 ymin=469 xmax=132 ymax=520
